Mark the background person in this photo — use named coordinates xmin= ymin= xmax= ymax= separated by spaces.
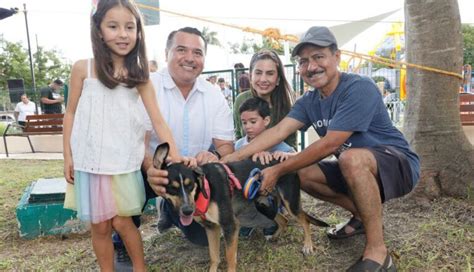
xmin=237 ymin=72 xmax=250 ymax=94
xmin=217 ymin=77 xmax=233 ymax=108
xmin=234 ymin=62 xmax=249 ymax=95
xmin=40 ymin=79 xmax=64 ymax=114
xmin=14 ymin=94 xmax=36 ymax=126
xmin=222 ymin=26 xmax=420 ymax=272
xmin=149 ymin=59 xmax=158 ymax=72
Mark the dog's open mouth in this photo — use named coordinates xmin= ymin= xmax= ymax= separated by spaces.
xmin=179 ymin=213 xmax=194 ymax=226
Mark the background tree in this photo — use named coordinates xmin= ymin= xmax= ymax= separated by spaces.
xmin=33 ymin=46 xmax=71 ymax=88
xmin=0 ymin=37 xmax=30 ymax=88
xmin=228 ymin=38 xmax=254 ymax=54
xmin=404 ymin=0 xmax=474 ymax=200
xmin=201 ymin=27 xmax=221 ymax=47
xmin=0 ymin=36 xmax=70 ymax=107
xmin=462 ymin=24 xmax=474 ymax=66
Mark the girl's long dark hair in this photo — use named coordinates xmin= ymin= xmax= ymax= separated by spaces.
xmin=249 ymin=49 xmax=294 ymax=123
xmin=91 ymin=0 xmax=149 ymax=89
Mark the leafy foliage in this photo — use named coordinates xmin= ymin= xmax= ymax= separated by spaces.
xmin=201 ymin=27 xmax=221 ymax=47
xmin=462 ymin=24 xmax=474 ymax=66
xmin=0 ymin=35 xmax=71 ymax=92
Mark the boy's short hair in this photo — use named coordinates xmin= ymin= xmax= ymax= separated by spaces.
xmin=239 ymin=97 xmax=270 ymax=118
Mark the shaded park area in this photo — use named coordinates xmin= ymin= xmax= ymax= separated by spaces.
xmin=0 ymin=159 xmax=472 ymax=271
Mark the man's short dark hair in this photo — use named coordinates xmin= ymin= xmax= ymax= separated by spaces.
xmin=239 ymin=97 xmax=270 ymax=118
xmin=217 ymin=77 xmax=225 ymax=83
xmin=53 ymin=79 xmax=64 ymax=86
xmin=166 ymin=27 xmax=207 ymax=52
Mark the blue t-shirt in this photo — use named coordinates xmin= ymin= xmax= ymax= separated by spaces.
xmin=287 ymin=72 xmax=420 ymax=185
xmin=235 ymin=135 xmax=295 ymax=153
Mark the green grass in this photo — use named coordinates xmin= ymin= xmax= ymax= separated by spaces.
xmin=0 ymin=159 xmax=96 ymax=271
xmin=0 ymin=159 xmax=473 ymax=271
xmin=0 ymin=123 xmax=6 ymax=135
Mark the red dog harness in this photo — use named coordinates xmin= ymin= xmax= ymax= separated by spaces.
xmin=193 ymin=163 xmax=242 ymax=220
xmin=194 ymin=176 xmax=210 ymax=219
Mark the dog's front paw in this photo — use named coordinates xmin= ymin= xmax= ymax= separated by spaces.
xmin=302 ymin=243 xmax=314 ymax=255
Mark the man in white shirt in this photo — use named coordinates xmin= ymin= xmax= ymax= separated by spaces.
xmin=113 ymin=27 xmax=234 ymax=266
xmin=144 ymin=27 xmax=234 ymax=241
xmin=14 ymin=94 xmax=36 ymax=126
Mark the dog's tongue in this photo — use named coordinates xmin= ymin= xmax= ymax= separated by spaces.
xmin=180 ymin=215 xmax=193 ymax=226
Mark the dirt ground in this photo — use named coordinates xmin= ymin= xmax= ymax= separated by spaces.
xmin=1 ymin=191 xmax=472 ymax=271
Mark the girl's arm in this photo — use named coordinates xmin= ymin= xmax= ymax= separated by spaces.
xmin=63 ymin=59 xmax=86 ymax=184
xmin=138 ymin=80 xmax=181 ymax=162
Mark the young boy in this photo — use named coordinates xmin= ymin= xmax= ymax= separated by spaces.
xmin=235 ymin=97 xmax=295 ymax=238
xmin=235 ymin=97 xmax=294 ymax=154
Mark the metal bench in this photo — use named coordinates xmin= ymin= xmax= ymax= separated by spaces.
xmin=2 ymin=113 xmax=63 ymax=157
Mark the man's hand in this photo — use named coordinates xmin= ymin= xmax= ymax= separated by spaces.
xmin=196 ymin=151 xmax=219 ymax=165
xmin=147 ymin=166 xmax=169 ymax=196
xmin=167 ymin=155 xmax=198 ymax=168
xmin=220 ymin=152 xmax=240 ymax=163
xmin=180 ymin=156 xmax=198 ymax=168
xmin=258 ymin=165 xmax=281 ymax=195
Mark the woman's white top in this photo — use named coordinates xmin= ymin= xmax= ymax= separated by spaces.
xmin=71 ymin=59 xmax=145 ymax=174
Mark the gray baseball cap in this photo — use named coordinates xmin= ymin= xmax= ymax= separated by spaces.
xmin=292 ymin=26 xmax=338 ymax=57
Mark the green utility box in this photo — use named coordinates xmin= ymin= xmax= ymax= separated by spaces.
xmin=16 ymin=178 xmax=157 ymax=239
xmin=16 ymin=178 xmax=85 ymax=239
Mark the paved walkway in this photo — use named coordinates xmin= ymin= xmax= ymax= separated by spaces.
xmin=1 ymin=135 xmax=63 ymax=160
xmin=0 ymin=152 xmax=63 ymax=160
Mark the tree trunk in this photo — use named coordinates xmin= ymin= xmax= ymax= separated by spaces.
xmin=404 ymin=0 xmax=474 ymax=200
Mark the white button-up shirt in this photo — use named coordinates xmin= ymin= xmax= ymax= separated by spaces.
xmin=15 ymin=101 xmax=36 ymax=122
xmin=144 ymin=68 xmax=234 ymax=157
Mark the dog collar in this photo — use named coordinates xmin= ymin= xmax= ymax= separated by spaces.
xmin=243 ymin=168 xmax=262 ymax=200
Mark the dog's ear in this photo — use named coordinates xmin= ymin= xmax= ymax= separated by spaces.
xmin=193 ymin=167 xmax=208 ymax=199
xmin=153 ymin=143 xmax=170 ymax=170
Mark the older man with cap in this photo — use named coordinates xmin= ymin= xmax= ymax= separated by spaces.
xmin=222 ymin=26 xmax=419 ymax=271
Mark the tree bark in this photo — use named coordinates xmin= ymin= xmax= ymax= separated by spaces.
xmin=404 ymin=0 xmax=474 ymax=199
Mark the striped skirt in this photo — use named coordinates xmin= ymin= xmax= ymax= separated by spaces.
xmin=64 ymin=170 xmax=145 ymax=224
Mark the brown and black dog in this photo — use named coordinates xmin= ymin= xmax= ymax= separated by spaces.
xmin=153 ymin=143 xmax=328 ymax=272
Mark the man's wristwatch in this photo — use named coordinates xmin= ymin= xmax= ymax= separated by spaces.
xmin=210 ymin=150 xmax=221 ymax=159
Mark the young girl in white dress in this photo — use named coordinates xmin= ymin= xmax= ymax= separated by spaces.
xmin=63 ymin=0 xmax=181 ymax=270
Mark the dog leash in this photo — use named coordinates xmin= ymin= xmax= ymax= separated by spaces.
xmin=243 ymin=168 xmax=263 ymax=200
xmin=220 ymin=163 xmax=242 ymax=195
